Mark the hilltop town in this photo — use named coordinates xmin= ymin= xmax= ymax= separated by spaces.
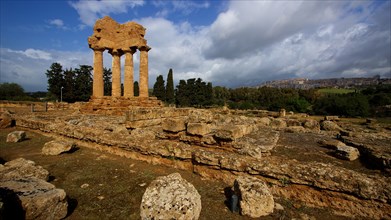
xmin=259 ymin=76 xmax=391 ymax=89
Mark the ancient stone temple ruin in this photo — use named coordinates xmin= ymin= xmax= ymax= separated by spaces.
xmin=83 ymin=16 xmax=162 ymax=113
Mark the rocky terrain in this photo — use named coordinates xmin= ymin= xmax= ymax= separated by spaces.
xmin=1 ymin=105 xmax=390 ymax=219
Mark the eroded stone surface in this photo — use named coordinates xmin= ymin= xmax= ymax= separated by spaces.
xmin=140 ymin=173 xmax=201 ymax=220
xmin=234 ymin=175 xmax=274 ymax=218
xmin=335 ymin=145 xmax=360 ymax=161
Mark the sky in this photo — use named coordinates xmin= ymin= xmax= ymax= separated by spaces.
xmin=0 ymin=0 xmax=390 ymax=92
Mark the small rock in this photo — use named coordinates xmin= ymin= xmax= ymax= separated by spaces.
xmin=42 ymin=140 xmax=76 ymax=155
xmin=80 ymin=183 xmax=89 ymax=189
xmin=274 ymin=203 xmax=284 ymax=211
xmin=139 ymin=183 xmax=146 ymax=187
xmin=97 ymin=196 xmax=104 ymax=200
xmin=6 ymin=131 xmax=26 ymax=143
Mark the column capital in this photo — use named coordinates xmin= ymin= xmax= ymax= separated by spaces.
xmin=123 ymin=46 xmax=137 ymax=54
xmin=108 ymin=49 xmax=124 ymax=56
xmin=138 ymin=45 xmax=151 ymax=52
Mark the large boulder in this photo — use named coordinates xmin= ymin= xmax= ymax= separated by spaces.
xmin=318 ymin=139 xmax=347 ymax=150
xmin=140 ymin=173 xmax=201 ymax=220
xmin=0 ymin=111 xmax=13 ymax=128
xmin=234 ymin=175 xmax=274 ymax=218
xmin=0 ymin=158 xmax=68 ymax=219
xmin=42 ymin=140 xmax=76 ymax=156
xmin=6 ymin=131 xmax=26 ymax=143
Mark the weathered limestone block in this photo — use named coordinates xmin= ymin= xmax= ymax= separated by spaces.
xmin=258 ymin=117 xmax=271 ymax=126
xmin=0 ymin=158 xmax=49 ymax=181
xmin=6 ymin=131 xmax=26 ymax=143
xmin=286 ymin=119 xmax=301 ymax=127
xmin=284 ymin=126 xmax=306 ymax=133
xmin=318 ymin=139 xmax=347 ymax=150
xmin=162 ymin=118 xmax=186 ymax=133
xmin=140 ymin=173 xmax=201 ymax=220
xmin=42 ymin=140 xmax=76 ymax=156
xmin=234 ymin=175 xmax=274 ymax=218
xmin=233 ymin=129 xmax=280 ymax=158
xmin=270 ymin=118 xmax=287 ymax=129
xmin=187 ymin=123 xmax=210 ymax=136
xmin=214 ymin=125 xmax=252 ymax=141
xmin=303 ymin=119 xmax=320 ymax=131
xmin=0 ymin=111 xmax=13 ymax=128
xmin=321 ymin=120 xmax=342 ymax=131
xmin=325 ymin=115 xmax=340 ymax=121
xmin=336 ymin=145 xmax=360 ymax=161
xmin=0 ymin=158 xmax=68 ymax=219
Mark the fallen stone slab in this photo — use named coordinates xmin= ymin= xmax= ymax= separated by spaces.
xmin=335 ymin=145 xmax=360 ymax=161
xmin=234 ymin=175 xmax=274 ymax=218
xmin=6 ymin=131 xmax=26 ymax=143
xmin=0 ymin=158 xmax=49 ymax=181
xmin=42 ymin=140 xmax=76 ymax=155
xmin=0 ymin=158 xmax=68 ymax=219
xmin=321 ymin=120 xmax=342 ymax=131
xmin=0 ymin=111 xmax=13 ymax=128
xmin=140 ymin=173 xmax=201 ymax=220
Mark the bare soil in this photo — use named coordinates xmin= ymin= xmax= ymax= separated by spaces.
xmin=0 ymin=127 xmax=347 ymax=220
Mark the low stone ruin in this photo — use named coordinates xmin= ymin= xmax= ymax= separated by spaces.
xmin=0 ymin=158 xmax=68 ymax=219
xmin=7 ymin=107 xmax=391 ymax=219
xmin=140 ymin=173 xmax=201 ymax=220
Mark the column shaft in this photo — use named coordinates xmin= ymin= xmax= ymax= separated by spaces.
xmin=111 ymin=53 xmax=121 ymax=97
xmin=139 ymin=49 xmax=149 ymax=97
xmin=92 ymin=49 xmax=104 ymax=98
xmin=124 ymin=51 xmax=134 ymax=97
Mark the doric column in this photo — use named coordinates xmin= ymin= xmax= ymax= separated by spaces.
xmin=111 ymin=51 xmax=122 ymax=97
xmin=124 ymin=48 xmax=136 ymax=97
xmin=139 ymin=46 xmax=151 ymax=97
xmin=92 ymin=49 xmax=104 ymax=98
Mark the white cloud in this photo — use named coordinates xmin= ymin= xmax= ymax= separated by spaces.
xmin=153 ymin=0 xmax=209 ymax=17
xmin=69 ymin=0 xmax=145 ymax=26
xmin=49 ymin=19 xmax=64 ymax=28
xmin=7 ymin=48 xmax=53 ymax=60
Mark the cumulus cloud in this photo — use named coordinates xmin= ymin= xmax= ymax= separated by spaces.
xmin=153 ymin=0 xmax=210 ymax=17
xmin=0 ymin=48 xmax=93 ymax=91
xmin=49 ymin=19 xmax=64 ymax=28
xmin=69 ymin=0 xmax=144 ymax=26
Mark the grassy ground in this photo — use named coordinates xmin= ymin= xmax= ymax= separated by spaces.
xmin=2 ymin=127 xmax=322 ymax=220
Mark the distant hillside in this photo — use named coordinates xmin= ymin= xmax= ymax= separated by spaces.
xmin=257 ymin=76 xmax=391 ymax=89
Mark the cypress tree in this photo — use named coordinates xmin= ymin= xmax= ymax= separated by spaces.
xmin=166 ymin=68 xmax=175 ymax=104
xmin=134 ymin=81 xmax=139 ymax=96
xmin=152 ymin=75 xmax=166 ymax=101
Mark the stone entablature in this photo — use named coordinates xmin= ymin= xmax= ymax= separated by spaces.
xmin=88 ymin=16 xmax=150 ymax=98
